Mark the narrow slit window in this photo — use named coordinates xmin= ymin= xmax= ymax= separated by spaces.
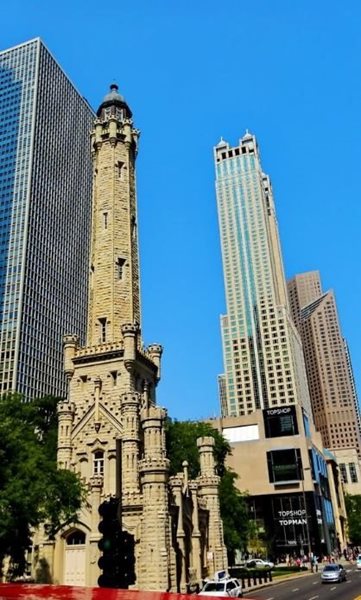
xmin=116 ymin=257 xmax=126 ymax=280
xmin=131 ymin=215 xmax=136 ymax=240
xmin=103 ymin=212 xmax=108 ymax=229
xmin=99 ymin=318 xmax=107 ymax=343
xmin=117 ymin=161 xmax=124 ymax=179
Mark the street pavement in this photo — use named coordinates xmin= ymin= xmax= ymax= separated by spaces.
xmin=245 ymin=565 xmax=361 ymax=600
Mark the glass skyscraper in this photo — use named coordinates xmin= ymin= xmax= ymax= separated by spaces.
xmin=0 ymin=38 xmax=93 ymax=399
xmin=214 ymin=133 xmax=311 ymax=417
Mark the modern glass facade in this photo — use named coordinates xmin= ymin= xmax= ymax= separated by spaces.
xmin=0 ymin=39 xmax=93 ymax=399
xmin=214 ymin=133 xmax=311 ymax=417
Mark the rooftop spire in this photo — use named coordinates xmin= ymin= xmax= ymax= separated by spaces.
xmin=96 ymin=83 xmax=132 ymax=119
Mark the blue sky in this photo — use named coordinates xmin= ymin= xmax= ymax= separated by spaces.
xmin=3 ymin=1 xmax=361 ymax=420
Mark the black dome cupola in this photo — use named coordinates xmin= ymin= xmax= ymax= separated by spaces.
xmin=96 ymin=84 xmax=132 ymax=120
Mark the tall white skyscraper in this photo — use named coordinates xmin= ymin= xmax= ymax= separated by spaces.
xmin=0 ymin=39 xmax=93 ymax=399
xmin=214 ymin=133 xmax=311 ymax=417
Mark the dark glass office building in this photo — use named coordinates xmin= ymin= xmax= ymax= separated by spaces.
xmin=0 ymin=38 xmax=94 ymax=399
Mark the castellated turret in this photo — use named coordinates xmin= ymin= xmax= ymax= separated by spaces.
xmin=36 ymin=84 xmax=226 ymax=591
xmin=197 ymin=437 xmax=228 ymax=571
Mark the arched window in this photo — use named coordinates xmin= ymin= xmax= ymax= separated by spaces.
xmin=66 ymin=531 xmax=86 ymax=545
xmin=94 ymin=450 xmax=104 ymax=475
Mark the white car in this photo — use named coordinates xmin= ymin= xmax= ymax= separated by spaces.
xmin=356 ymin=554 xmax=361 ymax=570
xmin=245 ymin=558 xmax=274 ymax=569
xmin=199 ymin=577 xmax=243 ymax=597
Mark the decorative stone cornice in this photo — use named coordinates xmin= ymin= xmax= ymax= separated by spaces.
xmin=196 ymin=475 xmax=220 ymax=488
xmin=121 ymin=391 xmax=141 ymax=410
xmin=57 ymin=401 xmax=75 ymax=417
xmin=121 ymin=323 xmax=138 ymax=335
xmin=169 ymin=475 xmax=183 ymax=488
xmin=76 ymin=340 xmax=124 ymax=357
xmin=63 ymin=334 xmax=79 ymax=346
xmin=89 ymin=475 xmax=103 ymax=489
xmin=139 ymin=457 xmax=170 ymax=472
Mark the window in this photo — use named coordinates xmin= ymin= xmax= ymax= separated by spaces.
xmin=66 ymin=531 xmax=86 ymax=545
xmin=116 ymin=257 xmax=126 ymax=280
xmin=339 ymin=463 xmax=348 ymax=484
xmin=94 ymin=451 xmax=104 ymax=475
xmin=103 ymin=212 xmax=108 ymax=229
xmin=226 ymin=581 xmax=236 ymax=592
xmin=131 ymin=215 xmax=136 ymax=240
xmin=264 ymin=406 xmax=298 ymax=438
xmin=99 ymin=318 xmax=107 ymax=343
xmin=110 ymin=370 xmax=118 ymax=386
xmin=349 ymin=463 xmax=358 ymax=483
xmin=117 ymin=161 xmax=124 ymax=179
xmin=267 ymin=449 xmax=302 ymax=483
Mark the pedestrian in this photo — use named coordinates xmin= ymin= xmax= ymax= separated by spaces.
xmin=312 ymin=555 xmax=318 ymax=573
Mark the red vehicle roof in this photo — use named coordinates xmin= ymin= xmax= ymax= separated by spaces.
xmin=0 ymin=583 xmax=258 ymax=600
xmin=0 ymin=584 xmax=195 ymax=600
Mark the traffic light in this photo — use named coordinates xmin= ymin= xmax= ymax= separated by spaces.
xmin=97 ymin=498 xmax=136 ymax=588
xmin=98 ymin=498 xmax=121 ymax=588
xmin=119 ymin=530 xmax=136 ymax=587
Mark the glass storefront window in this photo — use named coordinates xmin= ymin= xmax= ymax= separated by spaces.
xmin=267 ymin=448 xmax=302 ymax=483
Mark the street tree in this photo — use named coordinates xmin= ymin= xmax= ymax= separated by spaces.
xmin=165 ymin=419 xmax=250 ymax=563
xmin=0 ymin=393 xmax=85 ymax=577
xmin=345 ymin=494 xmax=361 ymax=545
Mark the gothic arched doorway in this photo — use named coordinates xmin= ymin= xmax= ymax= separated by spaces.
xmin=64 ymin=529 xmax=86 ymax=585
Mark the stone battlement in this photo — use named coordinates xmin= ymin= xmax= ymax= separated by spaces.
xmin=139 ymin=457 xmax=170 ymax=471
xmin=75 ymin=340 xmax=124 ymax=357
xmin=57 ymin=401 xmax=75 ymax=415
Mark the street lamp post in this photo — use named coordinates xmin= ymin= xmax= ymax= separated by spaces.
xmin=300 ymin=465 xmax=312 ymax=565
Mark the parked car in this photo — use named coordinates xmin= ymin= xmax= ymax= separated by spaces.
xmin=321 ymin=564 xmax=346 ymax=583
xmin=356 ymin=554 xmax=361 ymax=570
xmin=199 ymin=577 xmax=243 ymax=597
xmin=245 ymin=559 xmax=274 ymax=569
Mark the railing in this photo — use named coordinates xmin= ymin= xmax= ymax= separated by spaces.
xmin=229 ymin=566 xmax=273 ymax=589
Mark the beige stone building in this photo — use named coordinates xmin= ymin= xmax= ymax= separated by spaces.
xmin=208 ymin=404 xmax=347 ymax=556
xmin=35 ymin=85 xmax=226 ymax=590
xmin=287 ymin=272 xmax=361 ymax=463
xmin=329 ymin=448 xmax=361 ymax=496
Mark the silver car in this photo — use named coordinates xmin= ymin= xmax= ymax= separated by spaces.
xmin=321 ymin=564 xmax=346 ymax=583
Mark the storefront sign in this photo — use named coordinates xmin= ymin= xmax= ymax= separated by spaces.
xmin=277 ymin=509 xmax=307 ymax=526
xmin=264 ymin=405 xmax=298 ymax=438
xmin=265 ymin=407 xmax=292 ymax=416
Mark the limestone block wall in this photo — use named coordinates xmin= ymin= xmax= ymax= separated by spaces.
xmin=88 ymin=125 xmax=140 ymax=346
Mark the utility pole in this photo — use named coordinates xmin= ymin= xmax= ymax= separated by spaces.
xmin=300 ymin=464 xmax=312 ymax=565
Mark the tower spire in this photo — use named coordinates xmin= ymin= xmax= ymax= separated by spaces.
xmin=88 ymin=85 xmax=141 ymax=346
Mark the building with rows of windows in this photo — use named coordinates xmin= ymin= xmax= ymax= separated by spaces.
xmin=288 ymin=271 xmax=361 ymax=495
xmin=214 ymin=133 xmax=311 ymax=418
xmin=212 ymin=134 xmax=348 ymax=558
xmin=0 ymin=38 xmax=93 ymax=399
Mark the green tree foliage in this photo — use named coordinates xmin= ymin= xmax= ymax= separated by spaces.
xmin=345 ymin=494 xmax=361 ymax=545
xmin=165 ymin=419 xmax=249 ymax=563
xmin=219 ymin=469 xmax=249 ymax=560
xmin=0 ymin=393 xmax=85 ymax=577
xmin=165 ymin=419 xmax=229 ymax=478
